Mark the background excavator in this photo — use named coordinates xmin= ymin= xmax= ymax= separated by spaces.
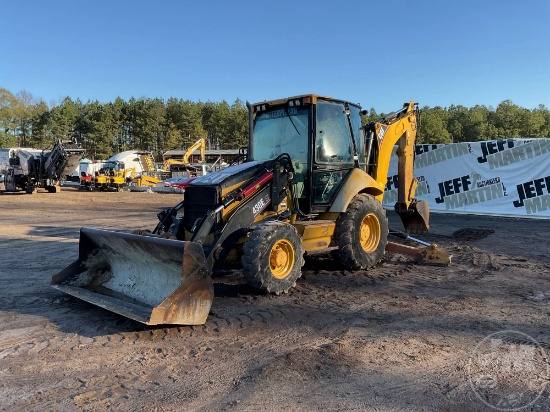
xmin=52 ymin=95 xmax=449 ymax=326
xmin=131 ymin=138 xmax=207 ymax=187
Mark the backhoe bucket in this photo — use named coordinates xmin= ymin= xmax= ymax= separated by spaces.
xmin=52 ymin=227 xmax=214 ymax=325
xmin=396 ymin=199 xmax=430 ymax=234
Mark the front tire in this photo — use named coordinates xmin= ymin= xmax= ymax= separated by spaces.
xmin=242 ymin=221 xmax=305 ymax=294
xmin=334 ymin=194 xmax=388 ymax=270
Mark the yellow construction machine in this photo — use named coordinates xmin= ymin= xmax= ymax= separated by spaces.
xmin=131 ymin=173 xmax=162 ymax=188
xmin=161 ymin=139 xmax=206 ymax=172
xmin=52 ymin=95 xmax=449 ymax=326
xmin=131 ymin=152 xmax=162 ymax=187
xmin=130 ymin=139 xmax=207 ymax=188
xmin=181 ymin=137 xmax=206 ymax=164
xmin=93 ymin=161 xmax=135 ymax=191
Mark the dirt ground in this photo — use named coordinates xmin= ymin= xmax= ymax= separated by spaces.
xmin=0 ymin=187 xmax=549 ymax=411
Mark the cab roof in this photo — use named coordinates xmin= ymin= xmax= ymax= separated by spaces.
xmin=252 ymin=94 xmax=362 ymax=109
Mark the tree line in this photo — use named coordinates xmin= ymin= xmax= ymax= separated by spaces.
xmin=1 ymin=87 xmax=549 ymax=160
xmin=0 ymin=88 xmax=248 ymax=160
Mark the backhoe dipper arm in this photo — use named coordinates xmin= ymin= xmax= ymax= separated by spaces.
xmin=368 ymin=102 xmax=429 ymax=233
xmin=370 ymin=101 xmax=418 ymax=203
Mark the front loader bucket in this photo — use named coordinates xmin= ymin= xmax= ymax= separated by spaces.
xmin=52 ymin=227 xmax=214 ymax=325
xmin=396 ymin=199 xmax=430 ymax=234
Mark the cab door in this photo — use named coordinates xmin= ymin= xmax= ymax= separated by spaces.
xmin=311 ymin=100 xmax=356 ymax=211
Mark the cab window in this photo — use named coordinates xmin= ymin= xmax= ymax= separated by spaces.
xmin=349 ymin=105 xmax=364 ymax=168
xmin=315 ymin=101 xmax=354 ymax=164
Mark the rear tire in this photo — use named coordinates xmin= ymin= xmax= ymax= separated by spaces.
xmin=242 ymin=221 xmax=305 ymax=294
xmin=334 ymin=194 xmax=388 ymax=270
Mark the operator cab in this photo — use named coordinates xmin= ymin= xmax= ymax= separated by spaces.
xmin=99 ymin=161 xmax=124 ymax=176
xmin=249 ymin=95 xmax=364 ymax=214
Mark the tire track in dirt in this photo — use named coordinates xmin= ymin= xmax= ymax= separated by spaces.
xmin=0 ymin=325 xmax=47 ymax=360
xmin=1 ymin=190 xmax=549 ymax=411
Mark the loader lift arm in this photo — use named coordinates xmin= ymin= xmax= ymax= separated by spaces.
xmin=182 ymin=154 xmax=295 ymax=270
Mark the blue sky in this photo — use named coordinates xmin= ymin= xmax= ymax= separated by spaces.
xmin=1 ymin=0 xmax=549 ymax=112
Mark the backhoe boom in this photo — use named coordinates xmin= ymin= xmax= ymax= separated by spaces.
xmin=366 ymin=102 xmax=429 ymax=232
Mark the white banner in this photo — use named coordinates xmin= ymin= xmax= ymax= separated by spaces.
xmin=384 ymin=138 xmax=550 ymax=219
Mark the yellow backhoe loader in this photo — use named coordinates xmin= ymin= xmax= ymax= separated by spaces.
xmin=52 ymin=95 xmax=449 ymax=326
